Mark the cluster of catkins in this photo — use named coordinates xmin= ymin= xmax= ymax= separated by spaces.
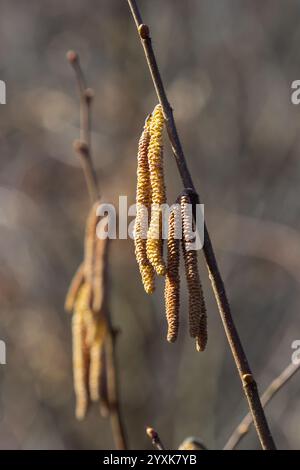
xmin=134 ymin=104 xmax=207 ymax=351
xmin=65 ymin=201 xmax=109 ymax=419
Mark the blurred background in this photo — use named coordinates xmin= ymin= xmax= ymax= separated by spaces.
xmin=0 ymin=0 xmax=299 ymax=450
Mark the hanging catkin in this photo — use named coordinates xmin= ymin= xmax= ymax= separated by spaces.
xmin=134 ymin=117 xmax=155 ymax=293
xmin=181 ymin=194 xmax=207 ymax=352
xmin=146 ymin=104 xmax=166 ymax=276
xmin=165 ymin=207 xmax=180 ymax=342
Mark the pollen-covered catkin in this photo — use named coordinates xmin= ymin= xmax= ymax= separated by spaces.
xmin=146 ymin=104 xmax=166 ymax=276
xmin=65 ymin=262 xmax=84 ymax=313
xmin=134 ymin=118 xmax=156 ymax=293
xmin=146 ymin=205 xmax=166 ymax=276
xmin=165 ymin=208 xmax=180 ymax=342
xmin=148 ymin=105 xmax=166 ymax=206
xmin=181 ymin=194 xmax=207 ymax=351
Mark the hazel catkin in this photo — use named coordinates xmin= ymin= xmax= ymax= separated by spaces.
xmin=146 ymin=104 xmax=166 ymax=276
xmin=134 ymin=117 xmax=155 ymax=292
xmin=165 ymin=207 xmax=180 ymax=342
xmin=181 ymin=194 xmax=207 ymax=351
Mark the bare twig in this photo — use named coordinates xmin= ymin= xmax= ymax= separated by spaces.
xmin=126 ymin=0 xmax=276 ymax=450
xmin=224 ymin=361 xmax=300 ymax=450
xmin=67 ymin=51 xmax=127 ymax=450
xmin=67 ymin=50 xmax=99 ymax=203
xmin=146 ymin=427 xmax=165 ymax=450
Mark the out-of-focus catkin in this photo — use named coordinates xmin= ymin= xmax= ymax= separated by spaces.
xmin=181 ymin=194 xmax=207 ymax=351
xmin=89 ymin=319 xmax=107 ymax=402
xmin=65 ymin=262 xmax=84 ymax=313
xmin=135 ymin=117 xmax=155 ymax=293
xmin=72 ymin=288 xmax=89 ymax=420
xmin=146 ymin=205 xmax=166 ymax=276
xmin=165 ymin=207 xmax=180 ymax=342
xmin=146 ymin=104 xmax=166 ymax=276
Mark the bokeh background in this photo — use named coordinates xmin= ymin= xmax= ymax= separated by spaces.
xmin=0 ymin=0 xmax=300 ymax=450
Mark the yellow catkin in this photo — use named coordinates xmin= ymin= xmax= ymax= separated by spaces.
xmin=72 ymin=282 xmax=108 ymax=416
xmin=64 ymin=262 xmax=84 ymax=313
xmin=92 ymin=236 xmax=109 ymax=312
xmin=165 ymin=208 xmax=180 ymax=342
xmin=140 ymin=263 xmax=155 ymax=294
xmin=181 ymin=195 xmax=207 ymax=352
xmin=146 ymin=104 xmax=166 ymax=276
xmin=135 ymin=117 xmax=155 ymax=293
xmin=72 ymin=307 xmax=89 ymax=420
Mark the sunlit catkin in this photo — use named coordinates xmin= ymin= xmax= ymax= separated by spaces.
xmin=65 ymin=262 xmax=84 ymax=313
xmin=134 ymin=117 xmax=155 ymax=293
xmin=146 ymin=104 xmax=166 ymax=276
xmin=165 ymin=208 xmax=180 ymax=342
xmin=181 ymin=194 xmax=207 ymax=351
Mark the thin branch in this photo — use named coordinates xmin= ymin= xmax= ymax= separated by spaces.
xmin=224 ymin=361 xmax=300 ymax=450
xmin=67 ymin=50 xmax=99 ymax=203
xmin=146 ymin=427 xmax=165 ymax=450
xmin=67 ymin=51 xmax=127 ymax=450
xmin=126 ymin=0 xmax=276 ymax=450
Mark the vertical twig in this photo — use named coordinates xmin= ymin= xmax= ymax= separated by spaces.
xmin=67 ymin=50 xmax=99 ymax=203
xmin=67 ymin=51 xmax=127 ymax=450
xmin=224 ymin=361 xmax=300 ymax=450
xmin=126 ymin=0 xmax=276 ymax=450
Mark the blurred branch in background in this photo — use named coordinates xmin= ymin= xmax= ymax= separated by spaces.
xmin=66 ymin=51 xmax=127 ymax=450
xmin=224 ymin=361 xmax=300 ymax=450
xmin=126 ymin=0 xmax=275 ymax=450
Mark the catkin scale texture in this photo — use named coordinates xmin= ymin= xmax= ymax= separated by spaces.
xmin=165 ymin=208 xmax=180 ymax=342
xmin=146 ymin=105 xmax=166 ymax=276
xmin=146 ymin=205 xmax=166 ymax=276
xmin=181 ymin=195 xmax=207 ymax=351
xmin=134 ymin=118 xmax=156 ymax=292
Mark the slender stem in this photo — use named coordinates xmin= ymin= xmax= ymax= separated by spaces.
xmin=224 ymin=361 xmax=300 ymax=450
xmin=146 ymin=427 xmax=165 ymax=450
xmin=126 ymin=0 xmax=276 ymax=450
xmin=67 ymin=50 xmax=99 ymax=203
xmin=67 ymin=51 xmax=127 ymax=450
